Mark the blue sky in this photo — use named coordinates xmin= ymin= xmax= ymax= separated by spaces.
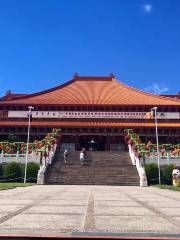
xmin=0 ymin=0 xmax=180 ymax=96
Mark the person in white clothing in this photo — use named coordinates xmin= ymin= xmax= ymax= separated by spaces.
xmin=63 ymin=149 xmax=68 ymax=164
xmin=80 ymin=151 xmax=84 ymax=165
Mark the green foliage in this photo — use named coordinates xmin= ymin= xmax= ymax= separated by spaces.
xmin=145 ymin=163 xmax=162 ymax=185
xmin=162 ymin=164 xmax=175 ymax=185
xmin=0 ymin=165 xmax=3 ymax=176
xmin=4 ymin=162 xmax=22 ymax=180
xmin=154 ymin=184 xmax=180 ymax=191
xmin=26 ymin=162 xmax=40 ymax=182
xmin=0 ymin=182 xmax=33 ymax=190
xmin=0 ymin=164 xmax=4 ymax=177
xmin=145 ymin=163 xmax=176 ymax=185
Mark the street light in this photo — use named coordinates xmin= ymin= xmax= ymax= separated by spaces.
xmin=24 ymin=106 xmax=34 ymax=184
xmin=151 ymin=106 xmax=161 ymax=185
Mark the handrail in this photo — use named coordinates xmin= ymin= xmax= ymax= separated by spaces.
xmin=37 ymin=143 xmax=58 ymax=184
xmin=128 ymin=144 xmax=148 ymax=187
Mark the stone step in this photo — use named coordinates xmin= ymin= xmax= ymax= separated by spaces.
xmin=45 ymin=149 xmax=140 ymax=186
xmin=48 ymin=182 xmax=139 ymax=186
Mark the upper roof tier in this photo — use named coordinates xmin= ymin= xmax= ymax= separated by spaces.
xmin=1 ymin=75 xmax=180 ymax=106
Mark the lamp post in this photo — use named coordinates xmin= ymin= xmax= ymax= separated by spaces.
xmin=24 ymin=106 xmax=34 ymax=184
xmin=151 ymin=106 xmax=161 ymax=185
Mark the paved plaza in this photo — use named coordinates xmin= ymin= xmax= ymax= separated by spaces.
xmin=0 ymin=185 xmax=180 ymax=237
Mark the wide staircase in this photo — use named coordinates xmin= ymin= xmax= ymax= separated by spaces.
xmin=45 ymin=149 xmax=140 ymax=186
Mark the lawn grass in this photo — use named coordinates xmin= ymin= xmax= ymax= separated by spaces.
xmin=153 ymin=184 xmax=180 ymax=191
xmin=0 ymin=182 xmax=34 ymax=190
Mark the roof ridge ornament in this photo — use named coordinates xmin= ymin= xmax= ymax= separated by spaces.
xmin=109 ymin=73 xmax=115 ymax=78
xmin=6 ymin=90 xmax=12 ymax=96
xmin=73 ymin=73 xmax=79 ymax=79
xmin=72 ymin=73 xmax=115 ymax=81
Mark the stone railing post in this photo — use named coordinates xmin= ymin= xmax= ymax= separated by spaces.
xmin=0 ymin=150 xmax=4 ymax=163
xmin=16 ymin=151 xmax=19 ymax=162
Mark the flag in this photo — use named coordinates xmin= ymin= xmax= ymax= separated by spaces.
xmin=145 ymin=110 xmax=154 ymax=119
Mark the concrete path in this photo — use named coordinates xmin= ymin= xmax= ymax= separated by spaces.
xmin=0 ymin=185 xmax=180 ymax=237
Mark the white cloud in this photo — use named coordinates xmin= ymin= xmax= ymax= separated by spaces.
xmin=143 ymin=4 xmax=152 ymax=13
xmin=144 ymin=83 xmax=169 ymax=94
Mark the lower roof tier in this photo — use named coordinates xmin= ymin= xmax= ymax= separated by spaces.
xmin=0 ymin=121 xmax=180 ymax=128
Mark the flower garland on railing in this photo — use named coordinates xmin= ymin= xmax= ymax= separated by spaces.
xmin=0 ymin=128 xmax=61 ymax=157
xmin=124 ymin=129 xmax=180 ymax=160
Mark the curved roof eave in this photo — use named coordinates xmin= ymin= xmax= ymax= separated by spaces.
xmin=0 ymin=76 xmax=180 ymax=106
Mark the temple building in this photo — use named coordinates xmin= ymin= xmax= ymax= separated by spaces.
xmin=0 ymin=74 xmax=180 ymax=151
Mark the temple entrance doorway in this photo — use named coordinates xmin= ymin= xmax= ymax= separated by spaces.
xmin=79 ymin=135 xmax=106 ymax=151
xmin=60 ymin=134 xmax=125 ymax=152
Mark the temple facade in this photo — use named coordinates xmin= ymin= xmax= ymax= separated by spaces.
xmin=0 ymin=74 xmax=180 ymax=151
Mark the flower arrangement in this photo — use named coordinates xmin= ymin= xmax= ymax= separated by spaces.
xmin=124 ymin=129 xmax=180 ymax=159
xmin=0 ymin=128 xmax=61 ymax=155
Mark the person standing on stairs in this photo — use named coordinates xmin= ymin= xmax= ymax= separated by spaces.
xmin=82 ymin=148 xmax=86 ymax=159
xmin=80 ymin=150 xmax=85 ymax=165
xmin=63 ymin=149 xmax=68 ymax=164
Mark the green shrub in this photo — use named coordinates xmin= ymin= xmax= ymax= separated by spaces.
xmin=0 ymin=165 xmax=3 ymax=176
xmin=4 ymin=162 xmax=22 ymax=180
xmin=163 ymin=164 xmax=175 ymax=185
xmin=26 ymin=162 xmax=40 ymax=182
xmin=145 ymin=163 xmax=163 ymax=185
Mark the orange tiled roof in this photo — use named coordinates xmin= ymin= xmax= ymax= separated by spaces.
xmin=0 ymin=93 xmax=28 ymax=100
xmin=1 ymin=121 xmax=180 ymax=128
xmin=1 ymin=75 xmax=180 ymax=106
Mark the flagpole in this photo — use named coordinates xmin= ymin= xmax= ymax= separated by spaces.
xmin=24 ymin=106 xmax=34 ymax=184
xmin=151 ymin=106 xmax=161 ymax=185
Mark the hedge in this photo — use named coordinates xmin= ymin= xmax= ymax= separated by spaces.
xmin=162 ymin=164 xmax=175 ymax=185
xmin=0 ymin=165 xmax=3 ymax=177
xmin=4 ymin=162 xmax=22 ymax=181
xmin=26 ymin=162 xmax=40 ymax=182
xmin=2 ymin=162 xmax=40 ymax=182
xmin=145 ymin=163 xmax=163 ymax=185
xmin=145 ymin=163 xmax=177 ymax=185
